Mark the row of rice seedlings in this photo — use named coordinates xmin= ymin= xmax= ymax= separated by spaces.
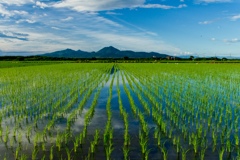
xmin=120 ymin=69 xmax=154 ymax=159
xmin=125 ymin=65 xmax=208 ymax=159
xmin=123 ymin=72 xmax=151 ymax=115
xmin=103 ymin=68 xmax=116 ymax=160
xmin=122 ymin=69 xmax=175 ymax=159
xmin=120 ymin=63 xmax=240 ymax=159
xmin=120 ymin=70 xmax=138 ymax=116
xmin=0 ymin=63 xmax=111 ymax=159
xmin=69 ymin=66 xmax=113 ymax=159
xmin=116 ymin=69 xmax=130 ymax=160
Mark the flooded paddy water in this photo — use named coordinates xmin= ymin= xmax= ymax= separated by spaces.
xmin=0 ymin=63 xmax=239 ymax=159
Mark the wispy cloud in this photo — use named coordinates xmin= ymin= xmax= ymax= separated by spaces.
xmin=196 ymin=0 xmax=232 ymax=3
xmin=0 ymin=0 xmax=34 ymax=6
xmin=0 ymin=4 xmax=13 ymax=16
xmin=51 ymin=26 xmax=60 ymax=30
xmin=138 ymin=4 xmax=187 ymax=9
xmin=224 ymin=38 xmax=240 ymax=43
xmin=16 ymin=19 xmax=36 ymax=24
xmin=0 ymin=9 xmax=181 ymax=55
xmin=198 ymin=20 xmax=213 ymax=24
xmin=53 ymin=0 xmax=187 ymax=11
xmin=211 ymin=38 xmax=216 ymax=41
xmin=0 ymin=4 xmax=28 ymax=17
xmin=61 ymin=16 xmax=73 ymax=21
xmin=230 ymin=14 xmax=240 ymax=21
xmin=0 ymin=30 xmax=29 ymax=41
xmin=105 ymin=11 xmax=122 ymax=15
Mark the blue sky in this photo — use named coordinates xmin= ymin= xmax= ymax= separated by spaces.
xmin=0 ymin=0 xmax=239 ymax=57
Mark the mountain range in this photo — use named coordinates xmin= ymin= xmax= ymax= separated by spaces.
xmin=40 ymin=46 xmax=171 ymax=58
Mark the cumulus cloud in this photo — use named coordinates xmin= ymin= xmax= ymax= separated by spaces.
xmin=230 ymin=14 xmax=240 ymax=21
xmin=36 ymin=1 xmax=49 ymax=9
xmin=0 ymin=0 xmax=183 ymax=54
xmin=53 ymin=0 xmax=187 ymax=11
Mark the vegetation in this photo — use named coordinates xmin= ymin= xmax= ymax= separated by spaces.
xmin=0 ymin=63 xmax=239 ymax=159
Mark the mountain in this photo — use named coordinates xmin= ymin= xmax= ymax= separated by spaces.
xmin=40 ymin=46 xmax=171 ymax=58
xmin=40 ymin=48 xmax=92 ymax=58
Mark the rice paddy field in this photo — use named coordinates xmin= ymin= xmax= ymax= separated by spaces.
xmin=0 ymin=63 xmax=239 ymax=160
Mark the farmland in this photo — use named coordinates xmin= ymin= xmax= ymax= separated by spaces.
xmin=0 ymin=63 xmax=239 ymax=160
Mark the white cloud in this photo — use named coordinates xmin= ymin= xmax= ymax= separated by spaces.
xmin=51 ymin=27 xmax=60 ymax=30
xmin=16 ymin=19 xmax=36 ymax=24
xmin=138 ymin=4 xmax=187 ymax=9
xmin=61 ymin=16 xmax=73 ymax=21
xmin=0 ymin=0 xmax=34 ymax=6
xmin=26 ymin=19 xmax=36 ymax=23
xmin=53 ymin=0 xmax=144 ymax=11
xmin=36 ymin=1 xmax=48 ymax=9
xmin=0 ymin=4 xmax=28 ymax=17
xmin=211 ymin=38 xmax=216 ymax=41
xmin=53 ymin=0 xmax=186 ymax=11
xmin=0 ymin=30 xmax=29 ymax=41
xmin=106 ymin=11 xmax=122 ymax=15
xmin=0 ymin=4 xmax=13 ymax=16
xmin=196 ymin=0 xmax=231 ymax=3
xmin=224 ymin=38 xmax=240 ymax=43
xmin=198 ymin=21 xmax=213 ymax=24
xmin=0 ymin=1 xmax=183 ymax=55
xmin=230 ymin=14 xmax=240 ymax=21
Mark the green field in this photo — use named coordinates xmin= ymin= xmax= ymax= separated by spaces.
xmin=0 ymin=63 xmax=239 ymax=160
xmin=0 ymin=61 xmax=70 ymax=69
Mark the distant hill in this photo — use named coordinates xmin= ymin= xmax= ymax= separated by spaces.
xmin=40 ymin=46 xmax=171 ymax=58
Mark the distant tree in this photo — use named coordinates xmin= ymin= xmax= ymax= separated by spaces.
xmin=123 ymin=56 xmax=129 ymax=60
xmin=189 ymin=56 xmax=194 ymax=60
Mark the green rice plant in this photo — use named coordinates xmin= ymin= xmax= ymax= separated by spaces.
xmin=160 ymin=142 xmax=168 ymax=160
xmin=19 ymin=154 xmax=28 ymax=160
xmin=15 ymin=145 xmax=22 ymax=160
xmin=105 ymin=140 xmax=114 ymax=160
xmin=235 ymin=133 xmax=239 ymax=146
xmin=65 ymin=147 xmax=72 ymax=160
xmin=212 ymin=129 xmax=217 ymax=152
xmin=199 ymin=147 xmax=207 ymax=160
xmin=73 ymin=137 xmax=79 ymax=153
xmin=32 ymin=147 xmax=38 ymax=160
xmin=3 ymin=126 xmax=9 ymax=144
xmin=218 ymin=146 xmax=225 ymax=160
xmin=49 ymin=145 xmax=54 ymax=160
xmin=192 ymin=134 xmax=199 ymax=154
xmin=123 ymin=146 xmax=130 ymax=160
xmin=94 ymin=129 xmax=100 ymax=145
xmin=181 ymin=147 xmax=190 ymax=160
xmin=41 ymin=142 xmax=46 ymax=151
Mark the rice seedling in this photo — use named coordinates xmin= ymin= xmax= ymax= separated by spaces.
xmin=0 ymin=63 xmax=239 ymax=159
